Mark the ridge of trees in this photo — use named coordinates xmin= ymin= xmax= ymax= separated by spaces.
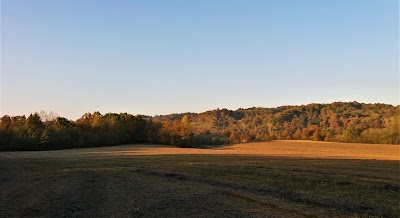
xmin=0 ymin=102 xmax=398 ymax=151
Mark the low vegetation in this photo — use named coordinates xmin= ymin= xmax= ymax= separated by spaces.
xmin=1 ymin=142 xmax=399 ymax=217
xmin=0 ymin=101 xmax=398 ymax=151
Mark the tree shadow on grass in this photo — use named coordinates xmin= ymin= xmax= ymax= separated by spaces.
xmin=194 ymin=143 xmax=236 ymax=149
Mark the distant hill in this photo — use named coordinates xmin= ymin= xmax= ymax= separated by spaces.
xmin=151 ymin=102 xmax=399 ymax=144
xmin=0 ymin=101 xmax=398 ymax=151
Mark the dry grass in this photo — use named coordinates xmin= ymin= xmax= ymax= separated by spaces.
xmin=117 ymin=140 xmax=399 ymax=160
xmin=1 ymin=140 xmax=397 ymax=160
xmin=1 ymin=141 xmax=399 ymax=217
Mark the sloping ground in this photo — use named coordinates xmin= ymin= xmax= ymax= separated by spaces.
xmin=0 ymin=140 xmax=398 ymax=160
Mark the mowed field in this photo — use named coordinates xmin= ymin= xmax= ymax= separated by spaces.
xmin=0 ymin=141 xmax=399 ymax=217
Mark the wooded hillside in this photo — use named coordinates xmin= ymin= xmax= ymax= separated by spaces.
xmin=153 ymin=101 xmax=399 ymax=145
xmin=0 ymin=102 xmax=398 ymax=151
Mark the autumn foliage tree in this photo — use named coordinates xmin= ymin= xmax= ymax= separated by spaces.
xmin=0 ymin=102 xmax=398 ymax=151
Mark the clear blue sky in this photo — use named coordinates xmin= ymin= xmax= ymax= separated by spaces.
xmin=1 ymin=0 xmax=399 ymax=120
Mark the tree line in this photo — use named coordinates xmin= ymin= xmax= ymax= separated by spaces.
xmin=0 ymin=111 xmax=201 ymax=151
xmin=153 ymin=101 xmax=399 ymax=145
xmin=0 ymin=102 xmax=398 ymax=151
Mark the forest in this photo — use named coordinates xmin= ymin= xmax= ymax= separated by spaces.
xmin=0 ymin=102 xmax=398 ymax=151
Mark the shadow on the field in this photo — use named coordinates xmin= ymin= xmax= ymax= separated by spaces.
xmin=195 ymin=141 xmax=264 ymax=149
xmin=194 ymin=143 xmax=235 ymax=149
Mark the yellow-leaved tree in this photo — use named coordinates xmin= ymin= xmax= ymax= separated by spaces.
xmin=181 ymin=115 xmax=192 ymax=144
xmin=360 ymin=115 xmax=400 ymax=144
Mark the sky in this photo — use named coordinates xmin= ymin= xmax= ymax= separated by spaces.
xmin=1 ymin=0 xmax=399 ymax=120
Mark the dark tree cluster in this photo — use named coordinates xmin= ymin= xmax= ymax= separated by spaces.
xmin=0 ymin=112 xmax=155 ymax=151
xmin=0 ymin=111 xmax=216 ymax=151
xmin=0 ymin=102 xmax=398 ymax=151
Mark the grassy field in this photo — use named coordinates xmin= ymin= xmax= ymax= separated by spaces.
xmin=0 ymin=141 xmax=399 ymax=217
